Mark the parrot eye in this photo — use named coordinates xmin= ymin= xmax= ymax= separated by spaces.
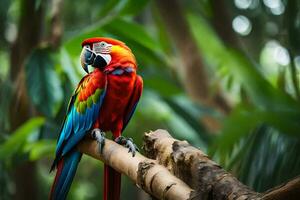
xmin=93 ymin=42 xmax=110 ymax=54
xmin=99 ymin=42 xmax=107 ymax=47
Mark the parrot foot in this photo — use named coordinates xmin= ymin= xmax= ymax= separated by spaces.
xmin=91 ymin=129 xmax=106 ymax=153
xmin=115 ymin=136 xmax=139 ymax=157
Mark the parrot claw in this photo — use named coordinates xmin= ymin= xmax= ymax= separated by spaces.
xmin=91 ymin=129 xmax=106 ymax=153
xmin=115 ymin=136 xmax=139 ymax=157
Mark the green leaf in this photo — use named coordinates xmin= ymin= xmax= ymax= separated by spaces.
xmin=188 ymin=13 xmax=300 ymax=116
xmin=60 ymin=48 xmax=80 ymax=86
xmin=98 ymin=0 xmax=121 ymax=17
xmin=0 ymin=117 xmax=45 ymax=161
xmin=119 ymin=0 xmax=149 ymax=16
xmin=189 ymin=13 xmax=300 ymax=149
xmin=234 ymin=127 xmax=300 ymax=192
xmin=0 ymin=51 xmax=9 ymax=77
xmin=35 ymin=0 xmax=42 ymax=10
xmin=139 ymin=91 xmax=206 ymax=148
xmin=103 ymin=18 xmax=166 ymax=66
xmin=63 ymin=17 xmax=166 ymax=67
xmin=103 ymin=18 xmax=162 ymax=53
xmin=98 ymin=0 xmax=149 ymax=18
xmin=25 ymin=48 xmax=63 ymax=117
xmin=63 ymin=25 xmax=106 ymax=58
xmin=24 ymin=139 xmax=56 ymax=161
xmin=164 ymin=96 xmax=212 ymax=144
xmin=145 ymin=76 xmax=182 ymax=97
xmin=226 ymin=49 xmax=299 ymax=112
xmin=152 ymin=8 xmax=173 ymax=55
xmin=215 ymin=104 xmax=300 ymax=154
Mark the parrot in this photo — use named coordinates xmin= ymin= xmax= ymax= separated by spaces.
xmin=49 ymin=37 xmax=143 ymax=200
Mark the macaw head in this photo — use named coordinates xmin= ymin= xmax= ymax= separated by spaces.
xmin=80 ymin=37 xmax=137 ymax=74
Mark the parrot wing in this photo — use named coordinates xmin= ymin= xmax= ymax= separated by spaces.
xmin=51 ymin=72 xmax=106 ymax=170
xmin=122 ymin=75 xmax=143 ymax=131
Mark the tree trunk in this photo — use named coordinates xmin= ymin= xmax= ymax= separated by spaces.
xmin=9 ymin=0 xmax=46 ymax=199
xmin=154 ymin=0 xmax=230 ymax=115
xmin=9 ymin=0 xmax=63 ymax=198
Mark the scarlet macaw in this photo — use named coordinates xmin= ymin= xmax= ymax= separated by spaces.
xmin=49 ymin=37 xmax=143 ymax=200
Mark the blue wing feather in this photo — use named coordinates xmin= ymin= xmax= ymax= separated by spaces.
xmin=50 ymin=63 xmax=107 ymax=200
xmin=61 ymin=100 xmax=102 ymax=156
xmin=52 ymin=151 xmax=82 ymax=200
xmin=53 ymin=76 xmax=106 ymax=165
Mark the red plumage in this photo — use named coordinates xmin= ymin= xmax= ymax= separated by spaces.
xmin=50 ymin=37 xmax=142 ymax=200
xmin=83 ymin=38 xmax=143 ymax=200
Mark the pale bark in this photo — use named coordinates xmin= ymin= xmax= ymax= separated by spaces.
xmin=143 ymin=130 xmax=260 ymax=200
xmin=77 ymin=137 xmax=193 ymax=200
xmin=77 ymin=129 xmax=300 ymax=200
xmin=143 ymin=129 xmax=300 ymax=200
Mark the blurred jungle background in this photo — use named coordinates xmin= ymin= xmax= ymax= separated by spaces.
xmin=1 ymin=0 xmax=300 ymax=199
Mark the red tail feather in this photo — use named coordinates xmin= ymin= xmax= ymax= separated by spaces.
xmin=104 ymin=164 xmax=121 ymax=200
xmin=49 ymin=158 xmax=64 ymax=200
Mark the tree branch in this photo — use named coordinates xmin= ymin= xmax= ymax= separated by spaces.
xmin=77 ymin=130 xmax=300 ymax=200
xmin=77 ymin=137 xmax=193 ymax=200
xmin=143 ymin=130 xmax=300 ymax=200
xmin=262 ymin=176 xmax=300 ymax=200
xmin=143 ymin=130 xmax=260 ymax=199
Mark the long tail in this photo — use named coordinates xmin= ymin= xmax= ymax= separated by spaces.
xmin=49 ymin=151 xmax=82 ymax=200
xmin=104 ymin=164 xmax=121 ymax=200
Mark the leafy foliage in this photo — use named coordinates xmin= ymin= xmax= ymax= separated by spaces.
xmin=25 ymin=48 xmax=63 ymax=117
xmin=0 ymin=0 xmax=300 ymax=199
xmin=230 ymin=126 xmax=300 ymax=192
xmin=0 ymin=117 xmax=45 ymax=164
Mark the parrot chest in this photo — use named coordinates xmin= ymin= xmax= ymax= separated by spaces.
xmin=98 ymin=72 xmax=136 ymax=132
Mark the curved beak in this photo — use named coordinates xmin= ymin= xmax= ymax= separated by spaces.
xmin=80 ymin=47 xmax=95 ymax=73
xmin=82 ymin=64 xmax=89 ymax=74
xmin=80 ymin=47 xmax=111 ymax=73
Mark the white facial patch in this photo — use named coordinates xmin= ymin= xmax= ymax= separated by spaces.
xmin=93 ymin=42 xmax=112 ymax=54
xmin=93 ymin=42 xmax=102 ymax=53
